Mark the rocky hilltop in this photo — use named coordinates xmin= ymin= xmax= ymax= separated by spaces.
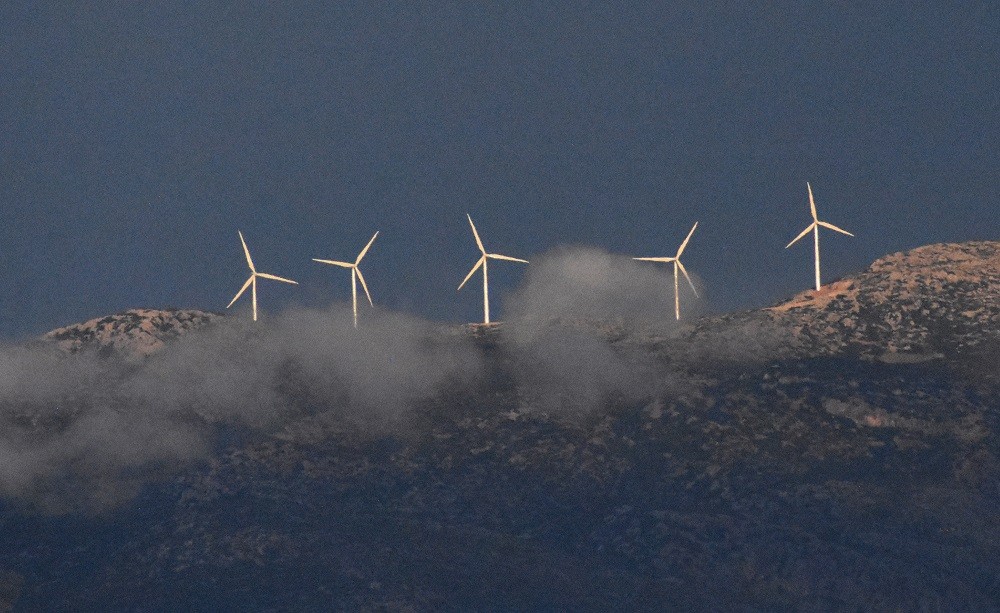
xmin=767 ymin=241 xmax=1000 ymax=356
xmin=42 ymin=308 xmax=221 ymax=358
xmin=680 ymin=241 xmax=1000 ymax=367
xmin=2 ymin=242 xmax=998 ymax=611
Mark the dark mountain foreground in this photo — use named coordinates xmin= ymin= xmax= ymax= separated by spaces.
xmin=1 ymin=242 xmax=999 ymax=611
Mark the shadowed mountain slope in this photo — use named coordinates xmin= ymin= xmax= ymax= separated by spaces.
xmin=1 ymin=242 xmax=998 ymax=611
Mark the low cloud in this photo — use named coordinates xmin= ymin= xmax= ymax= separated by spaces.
xmin=0 ymin=247 xmax=713 ymax=513
xmin=500 ymin=246 xmax=702 ymax=417
xmin=502 ymin=245 xmax=703 ymax=339
xmin=0 ymin=305 xmax=481 ymax=513
xmin=130 ymin=306 xmax=481 ymax=431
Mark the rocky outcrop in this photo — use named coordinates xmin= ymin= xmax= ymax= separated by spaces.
xmin=681 ymin=242 xmax=1000 ymax=367
xmin=767 ymin=241 xmax=1000 ymax=355
xmin=42 ymin=308 xmax=221 ymax=359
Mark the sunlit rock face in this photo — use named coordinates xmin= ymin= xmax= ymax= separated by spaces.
xmin=769 ymin=241 xmax=1000 ymax=353
xmin=42 ymin=308 xmax=222 ymax=359
xmin=682 ymin=241 xmax=1000 ymax=364
xmin=1 ymin=243 xmax=998 ymax=610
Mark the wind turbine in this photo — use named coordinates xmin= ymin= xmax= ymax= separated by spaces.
xmin=312 ymin=231 xmax=379 ymax=328
xmin=633 ymin=222 xmax=700 ymax=321
xmin=458 ymin=214 xmax=528 ymax=324
xmin=227 ymin=231 xmax=298 ymax=321
xmin=785 ymin=182 xmax=854 ymax=291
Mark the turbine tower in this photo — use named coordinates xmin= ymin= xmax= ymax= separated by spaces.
xmin=458 ymin=214 xmax=528 ymax=324
xmin=313 ymin=231 xmax=379 ymax=328
xmin=785 ymin=182 xmax=854 ymax=291
xmin=633 ymin=222 xmax=700 ymax=321
xmin=227 ymin=231 xmax=298 ymax=322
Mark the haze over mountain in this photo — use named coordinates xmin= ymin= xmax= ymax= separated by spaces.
xmin=0 ymin=241 xmax=997 ymax=609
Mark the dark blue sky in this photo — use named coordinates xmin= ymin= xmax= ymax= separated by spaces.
xmin=1 ymin=2 xmax=997 ymax=338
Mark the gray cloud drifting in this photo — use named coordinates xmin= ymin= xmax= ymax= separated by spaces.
xmin=0 ymin=342 xmax=207 ymax=512
xmin=0 ymin=306 xmax=482 ymax=513
xmin=500 ymin=247 xmax=701 ymax=417
xmin=0 ymin=246 xmax=711 ymax=513
xmin=502 ymin=245 xmax=704 ymax=337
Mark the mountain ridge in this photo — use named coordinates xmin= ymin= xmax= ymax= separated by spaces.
xmin=38 ymin=241 xmax=1000 ymax=363
xmin=2 ymin=240 xmax=996 ymax=610
xmin=763 ymin=240 xmax=1000 ymax=356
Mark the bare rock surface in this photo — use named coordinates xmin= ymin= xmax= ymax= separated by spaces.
xmin=675 ymin=242 xmax=1000 ymax=371
xmin=42 ymin=308 xmax=222 ymax=358
xmin=765 ymin=241 xmax=1000 ymax=355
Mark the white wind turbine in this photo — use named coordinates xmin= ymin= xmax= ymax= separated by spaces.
xmin=633 ymin=222 xmax=700 ymax=321
xmin=458 ymin=214 xmax=528 ymax=324
xmin=785 ymin=182 xmax=854 ymax=291
xmin=312 ymin=231 xmax=379 ymax=328
xmin=227 ymin=231 xmax=298 ymax=322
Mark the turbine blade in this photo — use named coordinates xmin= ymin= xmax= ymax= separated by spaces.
xmin=312 ymin=259 xmax=354 ymax=268
xmin=227 ymin=276 xmax=254 ymax=308
xmin=467 ymin=214 xmax=485 ymax=253
xmin=355 ymin=231 xmax=379 ymax=265
xmin=677 ymin=260 xmax=699 ymax=298
xmin=458 ymin=256 xmax=485 ymax=290
xmin=487 ymin=253 xmax=528 ymax=264
xmin=807 ymin=182 xmax=818 ymax=221
xmin=355 ymin=267 xmax=374 ymax=306
xmin=785 ymin=223 xmax=816 ymax=248
xmin=256 ymin=272 xmax=299 ymax=285
xmin=676 ymin=221 xmax=698 ymax=257
xmin=633 ymin=257 xmax=675 ymax=262
xmin=238 ymin=231 xmax=255 ymax=272
xmin=817 ymin=221 xmax=854 ymax=237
